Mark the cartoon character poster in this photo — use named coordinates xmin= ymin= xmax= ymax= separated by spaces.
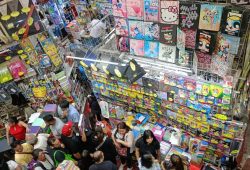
xmin=160 ymin=1 xmax=179 ymax=25
xmin=116 ymin=36 xmax=129 ymax=52
xmin=222 ymin=34 xmax=240 ymax=55
xmin=129 ymin=20 xmax=144 ymax=39
xmin=126 ymin=0 xmax=144 ymax=20
xmin=130 ymin=39 xmax=144 ymax=56
xmin=196 ymin=30 xmax=216 ymax=55
xmin=178 ymin=50 xmax=193 ymax=67
xmin=112 ymin=0 xmax=127 ymax=18
xmin=198 ymin=4 xmax=223 ymax=31
xmin=144 ymin=0 xmax=159 ymax=22
xmin=215 ymin=35 xmax=230 ymax=62
xmin=144 ymin=41 xmax=159 ymax=58
xmin=115 ymin=17 xmax=129 ymax=36
xmin=144 ymin=22 xmax=159 ymax=40
xmin=159 ymin=24 xmax=177 ymax=45
xmin=159 ymin=43 xmax=176 ymax=63
xmin=179 ymin=2 xmax=200 ymax=29
xmin=222 ymin=11 xmax=242 ymax=36
xmin=182 ymin=29 xmax=196 ymax=49
xmin=177 ymin=28 xmax=185 ymax=51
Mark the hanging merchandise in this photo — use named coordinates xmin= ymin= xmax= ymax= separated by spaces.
xmin=116 ymin=36 xmax=130 ymax=52
xmin=144 ymin=0 xmax=159 ymax=22
xmin=144 ymin=41 xmax=159 ymax=58
xmin=179 ymin=2 xmax=200 ymax=29
xmin=160 ymin=1 xmax=179 ymax=25
xmin=114 ymin=17 xmax=129 ymax=36
xmin=158 ymin=43 xmax=176 ymax=63
xmin=126 ymin=0 xmax=144 ymax=20
xmin=144 ymin=22 xmax=159 ymax=41
xmin=130 ymin=39 xmax=144 ymax=56
xmin=112 ymin=0 xmax=127 ymax=18
xmin=196 ymin=30 xmax=217 ymax=55
xmin=159 ymin=24 xmax=177 ymax=45
xmin=129 ymin=20 xmax=144 ymax=39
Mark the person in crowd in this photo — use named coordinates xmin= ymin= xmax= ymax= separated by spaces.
xmin=59 ymin=100 xmax=80 ymax=126
xmin=161 ymin=154 xmax=185 ymax=170
xmin=43 ymin=114 xmax=64 ymax=139
xmin=135 ymin=130 xmax=160 ymax=162
xmin=139 ymin=152 xmax=161 ymax=170
xmin=6 ymin=117 xmax=28 ymax=144
xmin=61 ymin=121 xmax=87 ymax=160
xmin=68 ymin=34 xmax=82 ymax=53
xmin=47 ymin=137 xmax=66 ymax=153
xmin=26 ymin=133 xmax=50 ymax=151
xmin=89 ymin=151 xmax=117 ymax=170
xmin=112 ymin=122 xmax=135 ymax=170
xmin=90 ymin=126 xmax=117 ymax=164
xmin=32 ymin=149 xmax=55 ymax=170
xmin=88 ymin=93 xmax=102 ymax=121
xmin=0 ymin=153 xmax=23 ymax=170
xmin=88 ymin=15 xmax=106 ymax=46
xmin=78 ymin=150 xmax=93 ymax=170
xmin=11 ymin=141 xmax=33 ymax=166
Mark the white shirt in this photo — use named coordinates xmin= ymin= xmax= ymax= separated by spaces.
xmin=50 ymin=117 xmax=64 ymax=139
xmin=7 ymin=160 xmax=18 ymax=170
xmin=112 ymin=129 xmax=135 ymax=153
xmin=34 ymin=133 xmax=49 ymax=151
xmin=34 ymin=154 xmax=54 ymax=170
xmin=89 ymin=19 xmax=106 ymax=38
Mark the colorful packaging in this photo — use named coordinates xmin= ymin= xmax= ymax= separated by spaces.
xmin=144 ymin=0 xmax=159 ymax=22
xmin=144 ymin=41 xmax=159 ymax=58
xmin=159 ymin=24 xmax=177 ymax=45
xmin=112 ymin=0 xmax=127 ymax=17
xmin=179 ymin=2 xmax=200 ymax=29
xmin=115 ymin=17 xmax=129 ymax=36
xmin=144 ymin=22 xmax=159 ymax=40
xmin=126 ymin=0 xmax=144 ymax=20
xmin=160 ymin=1 xmax=179 ymax=24
xmin=130 ymin=39 xmax=144 ymax=56
xmin=129 ymin=20 xmax=144 ymax=39
xmin=159 ymin=44 xmax=176 ymax=63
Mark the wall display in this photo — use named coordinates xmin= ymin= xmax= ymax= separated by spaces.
xmin=144 ymin=41 xmax=159 ymax=58
xmin=177 ymin=49 xmax=193 ymax=67
xmin=115 ymin=17 xmax=129 ymax=36
xmin=126 ymin=0 xmax=144 ymax=20
xmin=160 ymin=1 xmax=179 ymax=25
xmin=179 ymin=2 xmax=200 ymax=29
xmin=116 ymin=36 xmax=130 ymax=52
xmin=144 ymin=22 xmax=159 ymax=40
xmin=129 ymin=20 xmax=144 ymax=39
xmin=130 ymin=39 xmax=144 ymax=56
xmin=158 ymin=43 xmax=176 ymax=63
xmin=182 ymin=29 xmax=196 ymax=49
xmin=198 ymin=4 xmax=223 ymax=31
xmin=159 ymin=24 xmax=177 ymax=45
xmin=196 ymin=30 xmax=217 ymax=55
xmin=177 ymin=27 xmax=185 ymax=51
xmin=112 ymin=0 xmax=127 ymax=17
xmin=144 ymin=0 xmax=159 ymax=22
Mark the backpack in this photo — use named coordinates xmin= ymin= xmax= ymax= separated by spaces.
xmin=53 ymin=150 xmax=75 ymax=167
xmin=27 ymin=159 xmax=46 ymax=170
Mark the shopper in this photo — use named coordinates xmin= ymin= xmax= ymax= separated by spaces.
xmin=88 ymin=93 xmax=102 ymax=121
xmin=61 ymin=121 xmax=86 ymax=160
xmin=26 ymin=133 xmax=49 ymax=151
xmin=161 ymin=154 xmax=185 ymax=170
xmin=11 ymin=141 xmax=33 ymax=166
xmin=0 ymin=153 xmax=23 ymax=170
xmin=43 ymin=114 xmax=64 ymax=139
xmin=78 ymin=150 xmax=94 ymax=170
xmin=89 ymin=151 xmax=117 ymax=170
xmin=88 ymin=16 xmax=106 ymax=46
xmin=32 ymin=149 xmax=55 ymax=170
xmin=112 ymin=122 xmax=135 ymax=170
xmin=59 ymin=100 xmax=80 ymax=126
xmin=135 ymin=130 xmax=160 ymax=161
xmin=6 ymin=117 xmax=28 ymax=144
xmin=139 ymin=152 xmax=161 ymax=170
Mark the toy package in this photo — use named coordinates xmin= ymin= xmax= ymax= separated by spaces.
xmin=144 ymin=22 xmax=159 ymax=40
xmin=179 ymin=2 xmax=200 ymax=29
xmin=116 ymin=36 xmax=130 ymax=52
xmin=196 ymin=30 xmax=217 ymax=55
xmin=177 ymin=49 xmax=193 ymax=67
xmin=184 ymin=78 xmax=196 ymax=91
xmin=8 ymin=60 xmax=27 ymax=79
xmin=177 ymin=28 xmax=185 ymax=51
xmin=144 ymin=0 xmax=159 ymax=22
xmin=159 ymin=43 xmax=176 ymax=63
xmin=130 ymin=39 xmax=144 ymax=56
xmin=160 ymin=1 xmax=179 ymax=25
xmin=115 ymin=17 xmax=129 ymax=36
xmin=189 ymin=138 xmax=201 ymax=153
xmin=129 ymin=20 xmax=144 ymax=39
xmin=159 ymin=24 xmax=177 ymax=45
xmin=112 ymin=0 xmax=127 ymax=17
xmin=126 ymin=0 xmax=144 ymax=20
xmin=182 ymin=29 xmax=197 ymax=49
xmin=210 ymin=84 xmax=224 ymax=98
xmin=144 ymin=41 xmax=159 ymax=58
xmin=198 ymin=4 xmax=223 ymax=31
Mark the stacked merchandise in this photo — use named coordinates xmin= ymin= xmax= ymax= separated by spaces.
xmin=96 ymin=0 xmax=113 ymax=16
xmin=114 ymin=0 xmax=249 ymax=77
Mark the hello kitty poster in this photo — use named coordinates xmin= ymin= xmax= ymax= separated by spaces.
xmin=144 ymin=22 xmax=159 ymax=40
xmin=115 ymin=17 xmax=129 ymax=36
xmin=144 ymin=41 xmax=159 ymax=58
xmin=158 ymin=43 xmax=176 ymax=63
xmin=199 ymin=4 xmax=223 ymax=31
xmin=112 ymin=0 xmax=127 ymax=18
xmin=129 ymin=20 xmax=144 ymax=39
xmin=160 ymin=1 xmax=179 ymax=25
xmin=130 ymin=39 xmax=144 ymax=56
xmin=126 ymin=0 xmax=144 ymax=20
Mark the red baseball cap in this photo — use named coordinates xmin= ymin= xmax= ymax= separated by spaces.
xmin=62 ymin=121 xmax=73 ymax=137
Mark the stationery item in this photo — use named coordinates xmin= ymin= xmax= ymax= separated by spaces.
xmin=158 ymin=43 xmax=176 ymax=63
xmin=144 ymin=0 xmax=159 ymax=22
xmin=159 ymin=24 xmax=177 ymax=45
xmin=160 ymin=1 xmax=179 ymax=24
xmin=177 ymin=49 xmax=193 ymax=67
xmin=43 ymin=104 xmax=57 ymax=113
xmin=152 ymin=127 xmax=165 ymax=141
xmin=144 ymin=22 xmax=159 ymax=40
xmin=126 ymin=0 xmax=143 ymax=20
xmin=160 ymin=141 xmax=172 ymax=155
xmin=116 ymin=36 xmax=130 ymax=52
xmin=196 ymin=51 xmax=212 ymax=70
xmin=198 ymin=4 xmax=223 ymax=31
xmin=99 ymin=100 xmax=109 ymax=118
xmin=32 ymin=118 xmax=46 ymax=128
xmin=28 ymin=113 xmax=41 ymax=124
xmin=130 ymin=39 xmax=144 ymax=56
xmin=144 ymin=41 xmax=159 ymax=58
xmin=115 ymin=17 xmax=129 ymax=36
xmin=0 ymin=66 xmax=13 ymax=83
xmin=112 ymin=0 xmax=127 ymax=17
xmin=179 ymin=2 xmax=200 ymax=29
xmin=27 ymin=126 xmax=41 ymax=135
xmin=189 ymin=138 xmax=201 ymax=153
xmin=196 ymin=30 xmax=217 ymax=55
xmin=129 ymin=20 xmax=144 ymax=39
xmin=125 ymin=59 xmax=146 ymax=83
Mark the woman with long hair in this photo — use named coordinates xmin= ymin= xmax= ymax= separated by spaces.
xmin=161 ymin=154 xmax=185 ymax=170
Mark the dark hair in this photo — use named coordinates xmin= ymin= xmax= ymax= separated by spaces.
xmin=0 ymin=154 xmax=9 ymax=170
xmin=33 ymin=149 xmax=43 ymax=161
xmin=43 ymin=114 xmax=54 ymax=122
xmin=117 ymin=122 xmax=130 ymax=132
xmin=143 ymin=130 xmax=158 ymax=144
xmin=92 ymin=126 xmax=104 ymax=142
xmin=47 ymin=138 xmax=57 ymax=147
xmin=82 ymin=150 xmax=89 ymax=158
xmin=9 ymin=117 xmax=18 ymax=124
xmin=141 ymin=152 xmax=154 ymax=169
xmin=54 ymin=150 xmax=65 ymax=163
xmin=170 ymin=154 xmax=184 ymax=170
xmin=10 ymin=140 xmax=21 ymax=149
xmin=60 ymin=100 xmax=70 ymax=109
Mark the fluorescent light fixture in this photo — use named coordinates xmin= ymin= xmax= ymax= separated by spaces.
xmin=66 ymin=56 xmax=119 ymax=65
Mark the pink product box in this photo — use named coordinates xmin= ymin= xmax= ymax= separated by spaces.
xmin=152 ymin=127 xmax=165 ymax=142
